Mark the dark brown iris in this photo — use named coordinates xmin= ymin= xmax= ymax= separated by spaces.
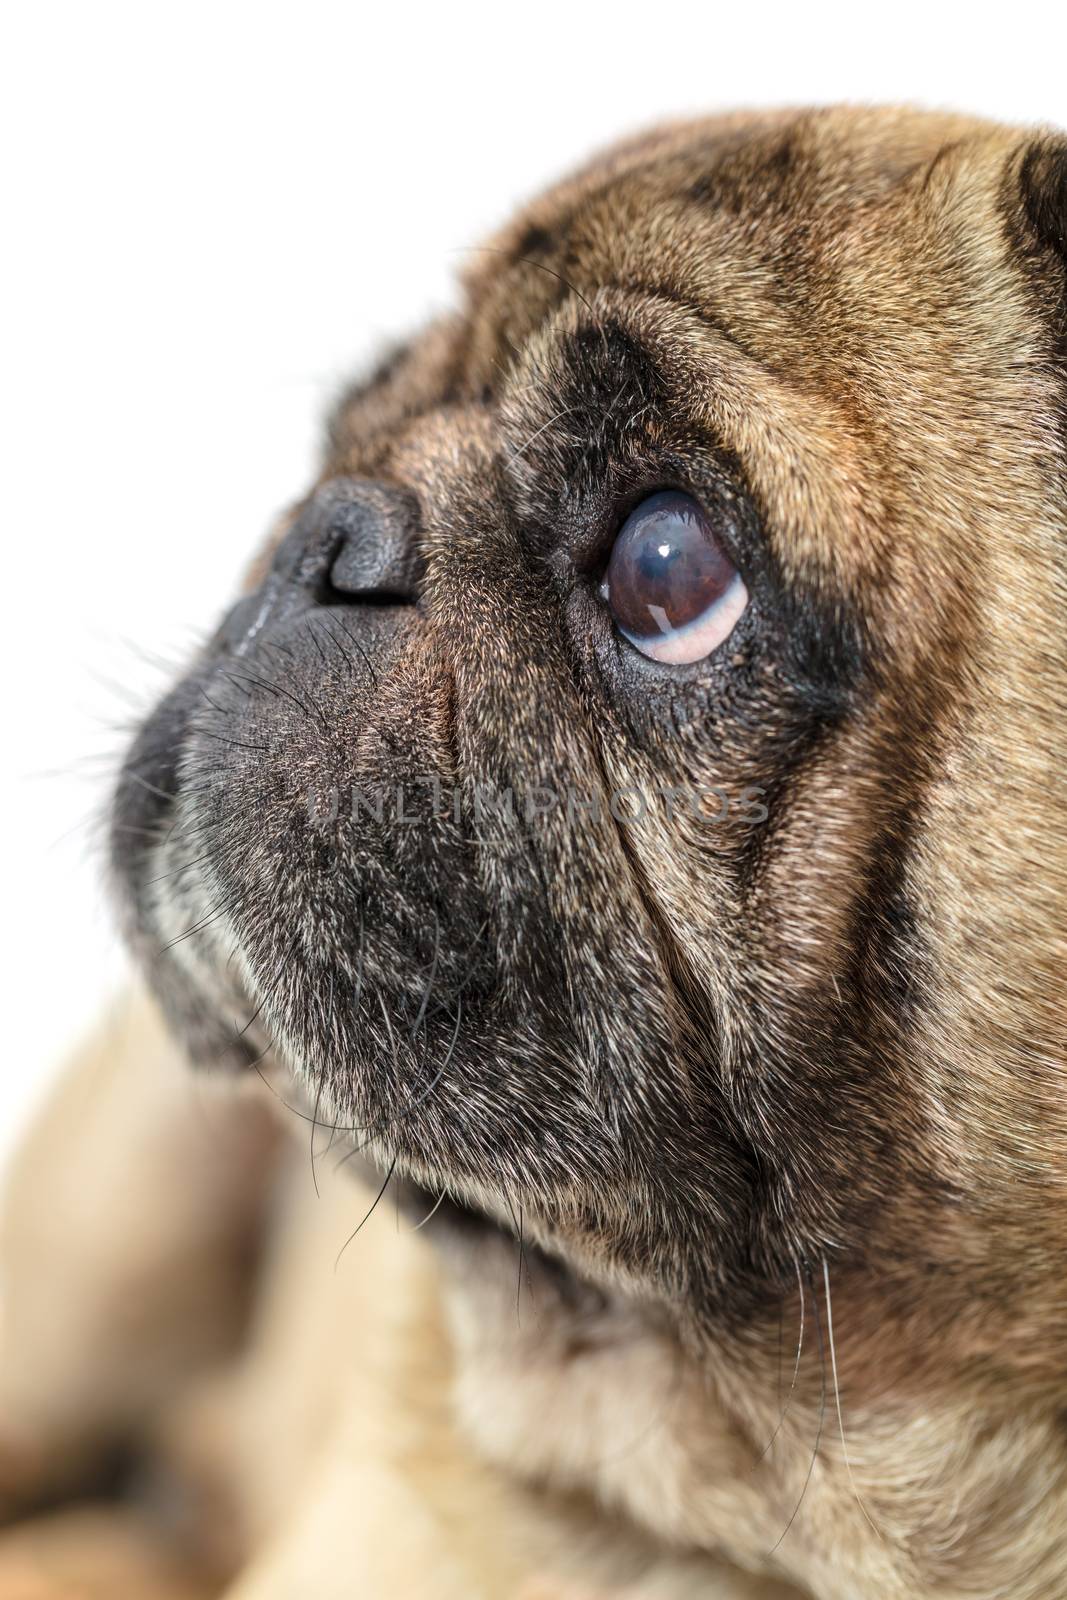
xmin=600 ymin=491 xmax=748 ymax=664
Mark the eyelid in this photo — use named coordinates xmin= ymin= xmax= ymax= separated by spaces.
xmin=552 ymin=477 xmax=705 ymax=580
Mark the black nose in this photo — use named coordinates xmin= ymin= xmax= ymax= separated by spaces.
xmin=283 ymin=477 xmax=423 ymax=605
xmin=316 ymin=479 xmax=423 ymax=604
xmin=217 ymin=479 xmax=423 ymax=656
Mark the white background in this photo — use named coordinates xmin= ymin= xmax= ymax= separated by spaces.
xmin=2 ymin=3 xmax=1065 ymax=1164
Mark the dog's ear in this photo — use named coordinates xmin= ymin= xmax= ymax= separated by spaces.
xmin=1018 ymin=135 xmax=1067 ymax=260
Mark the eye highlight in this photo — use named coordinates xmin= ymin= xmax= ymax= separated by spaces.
xmin=598 ymin=491 xmax=748 ymax=664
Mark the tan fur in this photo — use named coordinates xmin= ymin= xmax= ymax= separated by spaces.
xmin=2 ymin=107 xmax=1066 ymax=1598
xmin=1 ymin=999 xmax=799 ymax=1599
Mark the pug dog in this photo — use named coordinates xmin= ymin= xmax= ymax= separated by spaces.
xmin=1 ymin=105 xmax=1065 ymax=1600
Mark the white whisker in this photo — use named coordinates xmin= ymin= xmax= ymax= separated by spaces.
xmin=822 ymin=1255 xmax=883 ymax=1541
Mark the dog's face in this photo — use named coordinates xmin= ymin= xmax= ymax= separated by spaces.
xmin=112 ymin=108 xmax=1067 ymax=1345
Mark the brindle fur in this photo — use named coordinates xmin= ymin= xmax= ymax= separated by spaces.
xmin=1 ymin=107 xmax=1065 ymax=1599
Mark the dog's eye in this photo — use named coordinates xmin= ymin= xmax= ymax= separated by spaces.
xmin=598 ymin=491 xmax=748 ymax=664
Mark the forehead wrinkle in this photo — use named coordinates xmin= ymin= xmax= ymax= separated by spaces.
xmin=498 ymin=286 xmax=889 ymax=597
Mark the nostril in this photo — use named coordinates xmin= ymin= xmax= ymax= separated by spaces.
xmin=318 ymin=479 xmax=423 ymax=606
xmin=320 ymin=582 xmax=415 ymax=608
